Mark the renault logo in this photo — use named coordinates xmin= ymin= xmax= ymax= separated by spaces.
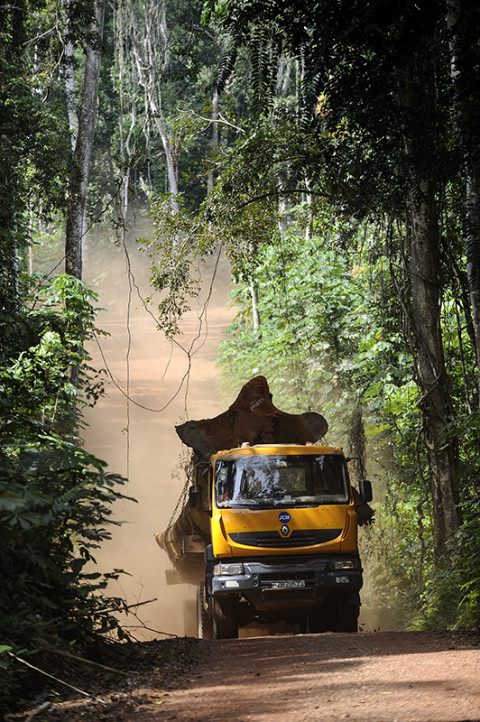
xmin=280 ymin=524 xmax=290 ymax=536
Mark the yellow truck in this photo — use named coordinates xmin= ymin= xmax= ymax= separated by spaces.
xmin=156 ymin=377 xmax=373 ymax=638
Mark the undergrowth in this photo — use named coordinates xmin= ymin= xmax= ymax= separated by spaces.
xmin=0 ymin=274 xmax=134 ymax=714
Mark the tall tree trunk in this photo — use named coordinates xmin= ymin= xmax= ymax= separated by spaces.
xmin=276 ymin=54 xmax=291 ymax=96
xmin=65 ymin=0 xmax=105 ymax=279
xmin=347 ymin=404 xmax=366 ymax=486
xmin=401 ymin=58 xmax=459 ymax=561
xmin=409 ymin=173 xmax=459 ymax=560
xmin=115 ymin=0 xmax=137 ymax=227
xmin=304 ymin=175 xmax=314 ymax=241
xmin=63 ymin=0 xmax=78 ymax=153
xmin=0 ymin=1 xmax=25 ymax=320
xmin=130 ymin=0 xmax=179 ymax=214
xmin=446 ymin=0 xmax=480 ymax=403
xmin=207 ymin=89 xmax=219 ymax=193
xmin=250 ymin=281 xmax=260 ymax=331
xmin=277 ymin=169 xmax=289 ymax=234
xmin=276 ymin=55 xmax=293 ymax=234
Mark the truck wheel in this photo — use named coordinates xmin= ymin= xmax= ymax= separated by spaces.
xmin=197 ymin=582 xmax=213 ymax=639
xmin=183 ymin=598 xmax=197 ymax=637
xmin=212 ymin=596 xmax=238 ymax=639
xmin=307 ymin=614 xmax=327 ymax=634
xmin=332 ymin=603 xmax=359 ymax=633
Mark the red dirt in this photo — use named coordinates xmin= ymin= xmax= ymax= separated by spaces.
xmin=20 ymin=630 xmax=480 ymax=722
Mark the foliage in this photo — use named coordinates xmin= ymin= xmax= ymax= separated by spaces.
xmin=217 ymin=221 xmax=409 ymax=417
xmin=0 ymin=0 xmax=71 ymax=316
xmin=0 ymin=274 xmax=132 ymax=711
xmin=215 ymin=214 xmax=480 ymax=630
xmin=143 ymin=120 xmax=317 ymax=334
xmin=359 ymin=490 xmax=431 ymax=632
xmin=89 ymin=0 xmax=245 ymax=219
xmin=2 ymin=275 xmax=107 ymax=416
xmin=413 ymin=415 xmax=480 ymax=629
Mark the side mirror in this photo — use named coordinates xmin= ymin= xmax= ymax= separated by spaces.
xmin=188 ymin=485 xmax=199 ymax=508
xmin=359 ymin=479 xmax=373 ymax=503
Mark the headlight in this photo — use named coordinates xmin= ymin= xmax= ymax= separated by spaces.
xmin=213 ymin=562 xmax=244 ymax=576
xmin=332 ymin=559 xmax=359 ymax=570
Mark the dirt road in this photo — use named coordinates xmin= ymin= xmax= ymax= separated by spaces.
xmin=35 ymin=631 xmax=480 ymax=722
xmin=154 ymin=632 xmax=480 ymax=722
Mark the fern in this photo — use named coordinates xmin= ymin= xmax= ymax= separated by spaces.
xmin=216 ymin=33 xmax=241 ymax=93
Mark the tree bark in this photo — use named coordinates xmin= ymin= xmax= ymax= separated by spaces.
xmin=401 ymin=58 xmax=459 ymax=561
xmin=65 ymin=0 xmax=106 ymax=279
xmin=0 ymin=0 xmax=25 ymax=319
xmin=304 ymin=175 xmax=314 ymax=241
xmin=207 ymin=89 xmax=219 ymax=193
xmin=63 ymin=0 xmax=78 ymax=153
xmin=409 ymin=173 xmax=459 ymax=560
xmin=129 ymin=0 xmax=179 ymax=214
xmin=114 ymin=0 xmax=137 ymax=228
xmin=250 ymin=281 xmax=260 ymax=330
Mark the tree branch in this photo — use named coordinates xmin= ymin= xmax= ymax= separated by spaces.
xmin=7 ymin=652 xmax=107 ymax=703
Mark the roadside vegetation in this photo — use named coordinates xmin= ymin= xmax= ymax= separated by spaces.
xmin=0 ymin=274 xmax=133 ymax=710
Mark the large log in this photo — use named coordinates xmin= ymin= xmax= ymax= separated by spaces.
xmin=175 ymin=375 xmax=328 ymax=458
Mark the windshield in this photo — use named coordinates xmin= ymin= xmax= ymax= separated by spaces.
xmin=215 ymin=454 xmax=350 ymax=508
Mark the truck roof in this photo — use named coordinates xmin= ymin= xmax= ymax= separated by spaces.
xmin=212 ymin=443 xmax=345 ymax=460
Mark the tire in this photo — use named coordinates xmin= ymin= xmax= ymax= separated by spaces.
xmin=197 ymin=582 xmax=213 ymax=639
xmin=212 ymin=596 xmax=238 ymax=639
xmin=307 ymin=613 xmax=327 ymax=634
xmin=183 ymin=598 xmax=197 ymax=637
xmin=298 ymin=613 xmax=326 ymax=634
xmin=332 ymin=603 xmax=359 ymax=633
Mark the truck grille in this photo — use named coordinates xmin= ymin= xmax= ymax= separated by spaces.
xmin=229 ymin=529 xmax=341 ymax=548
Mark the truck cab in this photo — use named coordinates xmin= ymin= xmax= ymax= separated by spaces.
xmin=199 ymin=443 xmax=372 ymax=638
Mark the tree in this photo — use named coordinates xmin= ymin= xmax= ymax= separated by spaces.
xmin=0 ymin=5 xmax=133 ymax=708
xmin=0 ymin=0 xmax=69 ymax=321
xmin=400 ymin=51 xmax=459 ymax=558
xmin=203 ymin=0 xmax=465 ymax=561
xmin=128 ymin=0 xmax=180 ymax=213
xmin=0 ymin=275 xmax=131 ymax=710
xmin=65 ymin=0 xmax=107 ymax=279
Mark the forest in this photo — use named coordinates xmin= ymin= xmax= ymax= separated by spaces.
xmin=1 ymin=0 xmax=480 ymax=711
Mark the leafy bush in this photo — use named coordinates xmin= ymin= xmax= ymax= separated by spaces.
xmin=413 ymin=497 xmax=480 ymax=630
xmin=360 ymin=487 xmax=433 ymax=631
xmin=0 ymin=274 xmax=133 ymax=710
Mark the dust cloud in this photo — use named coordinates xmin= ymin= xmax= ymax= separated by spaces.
xmin=38 ymin=221 xmax=381 ymax=638
xmin=81 ymin=222 xmax=234 ymax=639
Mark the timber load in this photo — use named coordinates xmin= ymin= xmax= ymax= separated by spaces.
xmin=155 ymin=376 xmax=329 ymax=584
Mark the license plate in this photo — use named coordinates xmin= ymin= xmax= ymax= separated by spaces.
xmin=267 ymin=580 xmax=306 ymax=589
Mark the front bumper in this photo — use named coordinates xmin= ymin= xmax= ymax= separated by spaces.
xmin=208 ymin=554 xmax=363 ymax=611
